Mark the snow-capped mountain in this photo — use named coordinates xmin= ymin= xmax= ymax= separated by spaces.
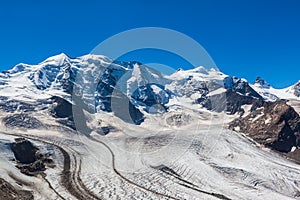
xmin=254 ymin=77 xmax=271 ymax=89
xmin=1 ymin=53 xmax=299 ymax=107
xmin=0 ymin=53 xmax=300 ymax=200
xmin=0 ymin=54 xmax=232 ymax=117
xmin=1 ymin=53 xmax=299 ymax=125
xmin=251 ymin=77 xmax=300 ymax=101
xmin=0 ymin=54 xmax=172 ymax=115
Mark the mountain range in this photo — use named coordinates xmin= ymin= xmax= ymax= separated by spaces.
xmin=0 ymin=53 xmax=300 ymax=199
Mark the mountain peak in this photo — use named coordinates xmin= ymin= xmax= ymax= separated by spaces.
xmin=41 ymin=53 xmax=70 ymax=66
xmin=78 ymin=54 xmax=113 ymax=63
xmin=254 ymin=76 xmax=270 ymax=89
xmin=191 ymin=66 xmax=209 ymax=74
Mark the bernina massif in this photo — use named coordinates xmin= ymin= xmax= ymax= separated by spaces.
xmin=0 ymin=53 xmax=299 ymax=199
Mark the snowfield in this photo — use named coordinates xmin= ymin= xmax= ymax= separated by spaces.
xmin=0 ymin=109 xmax=300 ymax=200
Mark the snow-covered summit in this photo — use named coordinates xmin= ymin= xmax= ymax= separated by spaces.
xmin=0 ymin=53 xmax=299 ymax=111
xmin=0 ymin=54 xmax=115 ymax=102
xmin=0 ymin=54 xmax=173 ymax=115
xmin=41 ymin=53 xmax=70 ymax=66
xmin=254 ymin=77 xmax=271 ymax=89
xmin=167 ymin=66 xmax=226 ymax=83
xmin=251 ymin=79 xmax=300 ymax=101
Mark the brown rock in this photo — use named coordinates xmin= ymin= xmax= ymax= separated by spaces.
xmin=0 ymin=178 xmax=33 ymax=200
xmin=229 ymin=100 xmax=300 ymax=153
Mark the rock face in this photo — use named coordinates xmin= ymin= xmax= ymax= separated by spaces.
xmin=286 ymin=148 xmax=300 ymax=164
xmin=224 ymin=90 xmax=264 ymax=114
xmin=51 ymin=96 xmax=73 ymax=118
xmin=201 ymin=90 xmax=264 ymax=114
xmin=51 ymin=96 xmax=91 ymax=131
xmin=229 ymin=100 xmax=300 ymax=153
xmin=94 ymin=61 xmax=168 ymax=116
xmin=254 ymin=77 xmax=271 ymax=89
xmin=16 ymin=160 xmax=46 ymax=176
xmin=11 ymin=138 xmax=39 ymax=164
xmin=223 ymin=76 xmax=262 ymax=99
xmin=11 ymin=138 xmax=53 ymax=176
xmin=205 ymin=88 xmax=300 ymax=156
xmin=0 ymin=178 xmax=33 ymax=200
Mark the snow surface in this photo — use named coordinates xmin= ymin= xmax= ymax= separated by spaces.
xmin=3 ymin=110 xmax=300 ymax=199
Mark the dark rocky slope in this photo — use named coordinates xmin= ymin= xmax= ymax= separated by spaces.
xmin=204 ymin=88 xmax=300 ymax=162
xmin=229 ymin=100 xmax=300 ymax=153
xmin=11 ymin=138 xmax=54 ymax=176
xmin=0 ymin=178 xmax=33 ymax=200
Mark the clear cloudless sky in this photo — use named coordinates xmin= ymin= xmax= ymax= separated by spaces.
xmin=0 ymin=0 xmax=299 ymax=88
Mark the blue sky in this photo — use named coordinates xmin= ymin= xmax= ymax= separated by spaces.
xmin=0 ymin=0 xmax=299 ymax=88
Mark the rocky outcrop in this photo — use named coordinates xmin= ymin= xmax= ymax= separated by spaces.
xmin=51 ymin=96 xmax=73 ymax=118
xmin=166 ymin=113 xmax=192 ymax=127
xmin=0 ymin=178 xmax=33 ymax=200
xmin=52 ymin=91 xmax=144 ymax=128
xmin=11 ymin=138 xmax=53 ymax=176
xmin=223 ymin=76 xmax=262 ymax=99
xmin=192 ymin=81 xmax=300 ymax=156
xmin=202 ymin=86 xmax=300 ymax=162
xmin=16 ymin=161 xmax=46 ymax=176
xmin=229 ymin=100 xmax=300 ymax=153
xmin=11 ymin=138 xmax=39 ymax=164
xmin=51 ymin=96 xmax=90 ymax=131
xmin=254 ymin=77 xmax=271 ymax=89
xmin=224 ymin=90 xmax=264 ymax=114
xmin=3 ymin=114 xmax=42 ymax=129
xmin=201 ymin=90 xmax=264 ymax=114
